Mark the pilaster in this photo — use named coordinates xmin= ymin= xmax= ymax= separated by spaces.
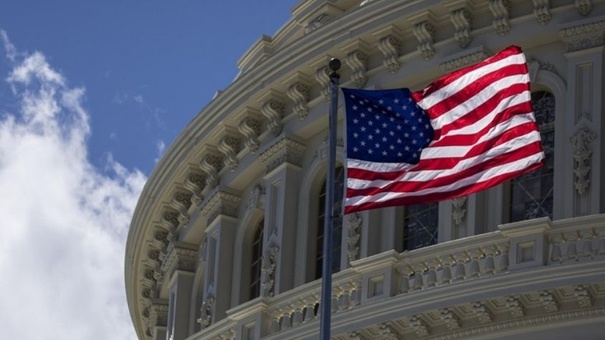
xmin=163 ymin=243 xmax=197 ymax=340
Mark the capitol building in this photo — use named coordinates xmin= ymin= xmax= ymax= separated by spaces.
xmin=125 ymin=0 xmax=605 ymax=339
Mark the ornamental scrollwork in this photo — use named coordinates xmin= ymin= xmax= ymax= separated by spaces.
xmin=262 ymin=242 xmax=279 ymax=297
xmin=571 ymin=128 xmax=596 ymax=196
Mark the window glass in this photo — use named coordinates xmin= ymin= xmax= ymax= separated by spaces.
xmin=403 ymin=203 xmax=438 ymax=250
xmin=315 ymin=165 xmax=344 ymax=279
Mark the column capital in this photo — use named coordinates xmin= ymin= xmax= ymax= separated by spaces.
xmin=559 ymin=18 xmax=605 ymax=52
xmin=260 ymin=136 xmax=306 ymax=175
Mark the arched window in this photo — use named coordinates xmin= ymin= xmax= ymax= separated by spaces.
xmin=249 ymin=219 xmax=264 ymax=300
xmin=315 ymin=165 xmax=345 ymax=279
xmin=509 ymin=91 xmax=555 ymax=222
xmin=403 ymin=202 xmax=438 ymax=251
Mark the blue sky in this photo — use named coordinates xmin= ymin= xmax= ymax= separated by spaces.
xmin=0 ymin=1 xmax=295 ymax=339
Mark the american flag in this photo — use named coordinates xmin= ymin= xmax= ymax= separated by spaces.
xmin=343 ymin=45 xmax=544 ymax=214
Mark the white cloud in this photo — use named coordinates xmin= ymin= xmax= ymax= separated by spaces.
xmin=0 ymin=31 xmax=144 ymax=339
xmin=155 ymin=139 xmax=166 ymax=163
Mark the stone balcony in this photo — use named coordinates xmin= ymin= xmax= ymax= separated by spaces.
xmin=187 ymin=214 xmax=605 ymax=340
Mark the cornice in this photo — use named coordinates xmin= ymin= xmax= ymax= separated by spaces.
xmin=260 ymin=136 xmax=306 ymax=174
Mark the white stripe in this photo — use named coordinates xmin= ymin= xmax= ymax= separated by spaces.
xmin=428 ymin=74 xmax=530 ymax=130
xmin=347 ymin=130 xmax=542 ymax=189
xmin=345 ymin=152 xmax=543 ymax=207
xmin=417 ymin=53 xmax=527 ymax=109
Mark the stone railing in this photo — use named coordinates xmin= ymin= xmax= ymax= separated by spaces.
xmin=187 ymin=214 xmax=605 ymax=340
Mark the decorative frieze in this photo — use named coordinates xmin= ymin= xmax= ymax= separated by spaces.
xmin=287 ymin=82 xmax=311 ymax=120
xmin=199 ymin=153 xmax=223 ymax=189
xmin=260 ymin=137 xmax=306 ymax=174
xmin=575 ymin=285 xmax=593 ymax=307
xmin=450 ymin=8 xmax=472 ymax=48
xmin=440 ymin=49 xmax=488 ymax=73
xmin=533 ymin=0 xmax=551 ymax=25
xmin=559 ymin=19 xmax=605 ymax=52
xmin=161 ymin=243 xmax=198 ymax=278
xmin=441 ymin=308 xmax=461 ymax=330
xmin=261 ymin=99 xmax=286 ymax=136
xmin=472 ymin=301 xmax=493 ymax=323
xmin=571 ymin=128 xmax=596 ymax=196
xmin=262 ymin=242 xmax=279 ymax=297
xmin=413 ymin=21 xmax=435 ymax=60
xmin=200 ymin=190 xmax=241 ymax=225
xmin=218 ymin=133 xmax=242 ymax=172
xmin=539 ymin=290 xmax=559 ymax=312
xmin=345 ymin=49 xmax=369 ymax=88
xmin=347 ymin=213 xmax=362 ymax=263
xmin=576 ymin=0 xmax=592 ymax=16
xmin=489 ymin=0 xmax=511 ymax=36
xmin=506 ymin=296 xmax=525 ymax=318
xmin=377 ymin=35 xmax=401 ymax=74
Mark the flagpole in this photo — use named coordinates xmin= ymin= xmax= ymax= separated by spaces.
xmin=319 ymin=58 xmax=341 ymax=340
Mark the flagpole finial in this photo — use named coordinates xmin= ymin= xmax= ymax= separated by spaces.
xmin=328 ymin=58 xmax=341 ymax=78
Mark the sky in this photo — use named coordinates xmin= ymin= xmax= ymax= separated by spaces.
xmin=0 ymin=1 xmax=295 ymax=339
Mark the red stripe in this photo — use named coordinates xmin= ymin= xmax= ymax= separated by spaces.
xmin=344 ymin=160 xmax=543 ymax=214
xmin=347 ymin=141 xmax=543 ymax=197
xmin=422 ymin=64 xmax=529 ymax=120
xmin=411 ymin=46 xmax=523 ymax=102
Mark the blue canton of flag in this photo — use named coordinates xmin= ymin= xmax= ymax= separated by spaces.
xmin=342 ymin=88 xmax=434 ymax=165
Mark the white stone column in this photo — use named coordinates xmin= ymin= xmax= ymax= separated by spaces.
xmin=560 ymin=18 xmax=605 ymax=217
xmin=161 ymin=243 xmax=197 ymax=340
xmin=200 ymin=190 xmax=241 ymax=327
xmin=260 ymin=136 xmax=305 ymax=295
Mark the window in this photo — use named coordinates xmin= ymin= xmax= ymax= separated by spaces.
xmin=403 ymin=202 xmax=438 ymax=251
xmin=509 ymin=91 xmax=555 ymax=222
xmin=315 ymin=165 xmax=345 ymax=279
xmin=249 ymin=219 xmax=264 ymax=299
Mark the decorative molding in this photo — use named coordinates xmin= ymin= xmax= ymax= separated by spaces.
xmin=377 ymin=35 xmax=401 ymax=74
xmin=413 ymin=21 xmax=435 ymax=60
xmin=408 ymin=315 xmax=430 ymax=336
xmin=160 ymin=210 xmax=179 ymax=241
xmin=200 ymin=190 xmax=241 ymax=225
xmin=287 ymin=82 xmax=311 ymax=120
xmin=305 ymin=13 xmax=331 ymax=34
xmin=347 ymin=213 xmax=362 ymax=264
xmin=261 ymin=99 xmax=286 ymax=136
xmin=576 ymin=0 xmax=592 ymax=16
xmin=472 ymin=301 xmax=493 ymax=323
xmin=315 ymin=65 xmax=331 ymax=101
xmin=199 ymin=153 xmax=223 ymax=189
xmin=506 ymin=296 xmax=525 ymax=317
xmin=218 ymin=133 xmax=242 ymax=172
xmin=441 ymin=308 xmax=461 ymax=330
xmin=559 ymin=19 xmax=605 ymax=52
xmin=183 ymin=172 xmax=206 ymax=206
xmin=440 ymin=49 xmax=488 ymax=73
xmin=246 ymin=184 xmax=266 ymax=211
xmin=262 ymin=242 xmax=279 ymax=297
xmin=452 ymin=196 xmax=467 ymax=227
xmin=197 ymin=293 xmax=215 ymax=328
xmin=571 ymin=127 xmax=596 ymax=196
xmin=489 ymin=0 xmax=511 ymax=36
xmin=238 ymin=112 xmax=262 ymax=153
xmin=540 ymin=290 xmax=560 ymax=312
xmin=533 ymin=0 xmax=551 ymax=25
xmin=172 ymin=191 xmax=192 ymax=225
xmin=377 ymin=322 xmax=400 ymax=340
xmin=260 ymin=137 xmax=306 ymax=174
xmin=149 ymin=303 xmax=169 ymax=328
xmin=161 ymin=243 xmax=198 ymax=278
xmin=450 ymin=8 xmax=472 ymax=48
xmin=575 ymin=285 xmax=593 ymax=307
xmin=345 ymin=49 xmax=369 ymax=88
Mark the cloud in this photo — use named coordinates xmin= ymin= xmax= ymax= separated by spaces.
xmin=0 ymin=31 xmax=144 ymax=339
xmin=155 ymin=139 xmax=166 ymax=163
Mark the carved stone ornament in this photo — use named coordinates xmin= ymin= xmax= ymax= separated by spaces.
xmin=287 ymin=82 xmax=311 ymax=120
xmin=261 ymin=99 xmax=285 ymax=136
xmin=238 ymin=116 xmax=261 ymax=153
xmin=197 ymin=294 xmax=215 ymax=328
xmin=440 ymin=50 xmax=488 ymax=73
xmin=184 ymin=173 xmax=206 ymax=205
xmin=260 ymin=137 xmax=306 ymax=174
xmin=305 ymin=13 xmax=331 ymax=34
xmin=218 ymin=134 xmax=242 ymax=172
xmin=576 ymin=0 xmax=593 ymax=16
xmin=315 ymin=65 xmax=330 ymax=102
xmin=533 ymin=0 xmax=551 ymax=25
xmin=450 ymin=8 xmax=472 ymax=48
xmin=200 ymin=190 xmax=241 ymax=225
xmin=149 ymin=303 xmax=169 ymax=327
xmin=378 ymin=322 xmax=399 ymax=340
xmin=452 ymin=196 xmax=467 ymax=227
xmin=506 ymin=296 xmax=525 ymax=318
xmin=540 ymin=290 xmax=559 ymax=312
xmin=347 ymin=213 xmax=362 ymax=263
xmin=575 ymin=285 xmax=593 ymax=307
xmin=441 ymin=308 xmax=461 ymax=330
xmin=199 ymin=153 xmax=223 ymax=189
xmin=413 ymin=21 xmax=435 ymax=60
xmin=559 ymin=19 xmax=605 ymax=52
xmin=377 ymin=35 xmax=401 ymax=74
xmin=262 ymin=242 xmax=279 ymax=297
xmin=489 ymin=0 xmax=511 ymax=36
xmin=246 ymin=184 xmax=266 ymax=211
xmin=408 ymin=315 xmax=430 ymax=336
xmin=345 ymin=49 xmax=369 ymax=88
xmin=161 ymin=243 xmax=198 ymax=278
xmin=472 ymin=301 xmax=493 ymax=323
xmin=571 ymin=128 xmax=596 ymax=196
